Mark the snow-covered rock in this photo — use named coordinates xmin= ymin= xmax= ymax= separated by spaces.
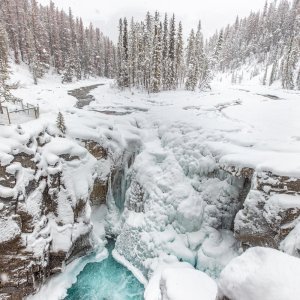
xmin=160 ymin=268 xmax=217 ymax=300
xmin=218 ymin=247 xmax=300 ymax=300
xmin=0 ymin=109 xmax=140 ymax=299
xmin=235 ymin=171 xmax=300 ymax=250
xmin=145 ymin=261 xmax=217 ymax=300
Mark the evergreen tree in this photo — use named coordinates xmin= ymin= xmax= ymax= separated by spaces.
xmin=214 ymin=30 xmax=223 ymax=59
xmin=30 ymin=0 xmax=50 ymax=80
xmin=27 ymin=30 xmax=40 ymax=85
xmin=115 ymin=12 xmax=212 ymax=93
xmin=150 ymin=15 xmax=162 ymax=93
xmin=195 ymin=21 xmax=208 ymax=89
xmin=144 ymin=12 xmax=153 ymax=91
xmin=282 ymin=37 xmax=298 ymax=89
xmin=166 ymin=14 xmax=176 ymax=90
xmin=117 ymin=19 xmax=124 ymax=87
xmin=206 ymin=0 xmax=300 ymax=89
xmin=185 ymin=30 xmax=198 ymax=91
xmin=56 ymin=112 xmax=66 ymax=135
xmin=176 ymin=21 xmax=184 ymax=86
xmin=0 ymin=22 xmax=10 ymax=102
xmin=269 ymin=60 xmax=278 ymax=85
xmin=129 ymin=18 xmax=138 ymax=86
xmin=122 ymin=18 xmax=130 ymax=87
xmin=0 ymin=0 xmax=116 ymax=83
xmin=162 ymin=13 xmax=169 ymax=90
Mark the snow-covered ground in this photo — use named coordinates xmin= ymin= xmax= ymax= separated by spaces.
xmin=12 ymin=63 xmax=300 ymax=178
xmin=6 ymin=64 xmax=300 ymax=299
xmin=10 ymin=64 xmax=300 ymax=178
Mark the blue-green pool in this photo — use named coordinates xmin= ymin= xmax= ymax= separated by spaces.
xmin=65 ymin=241 xmax=144 ymax=300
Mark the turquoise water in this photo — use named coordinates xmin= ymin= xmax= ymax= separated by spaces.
xmin=65 ymin=241 xmax=144 ymax=300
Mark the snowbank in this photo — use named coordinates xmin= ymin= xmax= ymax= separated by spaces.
xmin=145 ymin=261 xmax=217 ymax=300
xmin=218 ymin=247 xmax=300 ymax=300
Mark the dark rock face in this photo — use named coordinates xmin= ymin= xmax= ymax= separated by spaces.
xmin=90 ymin=179 xmax=108 ymax=205
xmin=256 ymin=172 xmax=300 ymax=194
xmin=0 ymin=132 xmax=110 ymax=299
xmin=84 ymin=139 xmax=109 ymax=206
xmin=222 ymin=166 xmax=300 ymax=251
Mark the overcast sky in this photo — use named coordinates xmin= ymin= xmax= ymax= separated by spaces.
xmin=38 ymin=0 xmax=267 ymax=41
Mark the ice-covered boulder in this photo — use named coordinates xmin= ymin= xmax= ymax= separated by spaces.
xmin=145 ymin=261 xmax=217 ymax=300
xmin=217 ymin=247 xmax=300 ymax=300
xmin=160 ymin=268 xmax=217 ymax=300
xmin=235 ymin=180 xmax=300 ymax=250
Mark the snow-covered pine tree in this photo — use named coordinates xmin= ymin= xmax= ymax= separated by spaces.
xmin=282 ymin=38 xmax=298 ymax=89
xmin=1 ymin=0 xmax=20 ymax=64
xmin=69 ymin=9 xmax=81 ymax=80
xmin=0 ymin=21 xmax=10 ymax=103
xmin=105 ymin=39 xmax=115 ymax=78
xmin=136 ymin=22 xmax=145 ymax=88
xmin=129 ymin=18 xmax=138 ymax=86
xmin=15 ymin=0 xmax=28 ymax=63
xmin=116 ymin=18 xmax=130 ymax=88
xmin=269 ymin=60 xmax=278 ymax=86
xmin=56 ymin=112 xmax=66 ymax=135
xmin=30 ymin=0 xmax=50 ymax=80
xmin=166 ymin=14 xmax=177 ymax=90
xmin=144 ymin=12 xmax=153 ymax=91
xmin=195 ymin=21 xmax=209 ymax=90
xmin=162 ymin=13 xmax=169 ymax=90
xmin=282 ymin=0 xmax=300 ymax=89
xmin=26 ymin=29 xmax=40 ymax=85
xmin=47 ymin=1 xmax=62 ymax=73
xmin=77 ymin=18 xmax=85 ymax=75
xmin=122 ymin=18 xmax=130 ymax=87
xmin=150 ymin=13 xmax=162 ymax=93
xmin=176 ymin=21 xmax=184 ymax=87
xmin=214 ymin=30 xmax=223 ymax=61
xmin=0 ymin=0 xmax=116 ymax=83
xmin=185 ymin=29 xmax=198 ymax=91
xmin=207 ymin=0 xmax=300 ymax=90
xmin=117 ymin=19 xmax=124 ymax=87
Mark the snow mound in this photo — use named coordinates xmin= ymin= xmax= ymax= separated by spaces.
xmin=145 ymin=260 xmax=217 ymax=300
xmin=160 ymin=268 xmax=217 ymax=300
xmin=218 ymin=247 xmax=300 ymax=300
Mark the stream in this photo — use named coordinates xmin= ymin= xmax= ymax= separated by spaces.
xmin=64 ymin=240 xmax=144 ymax=300
xmin=68 ymin=84 xmax=104 ymax=109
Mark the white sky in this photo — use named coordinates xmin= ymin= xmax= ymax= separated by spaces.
xmin=38 ymin=0 xmax=267 ymax=41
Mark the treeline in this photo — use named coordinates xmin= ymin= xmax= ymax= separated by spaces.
xmin=116 ymin=12 xmax=211 ymax=92
xmin=207 ymin=0 xmax=300 ymax=89
xmin=0 ymin=0 xmax=116 ymax=85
